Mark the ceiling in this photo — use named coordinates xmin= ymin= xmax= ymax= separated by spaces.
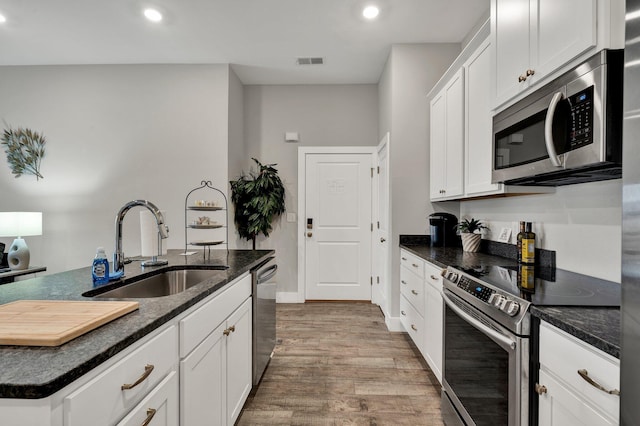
xmin=0 ymin=0 xmax=489 ymax=85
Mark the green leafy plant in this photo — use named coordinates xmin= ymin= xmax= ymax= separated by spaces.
xmin=230 ymin=158 xmax=286 ymax=249
xmin=1 ymin=126 xmax=46 ymax=180
xmin=456 ymin=217 xmax=486 ymax=234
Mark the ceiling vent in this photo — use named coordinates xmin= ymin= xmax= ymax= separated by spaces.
xmin=296 ymin=57 xmax=324 ymax=65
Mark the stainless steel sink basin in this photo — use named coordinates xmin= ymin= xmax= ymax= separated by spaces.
xmin=85 ymin=267 xmax=227 ymax=298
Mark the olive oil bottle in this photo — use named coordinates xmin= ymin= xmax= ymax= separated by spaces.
xmin=521 ymin=222 xmax=536 ymax=264
xmin=516 ymin=221 xmax=525 ymax=263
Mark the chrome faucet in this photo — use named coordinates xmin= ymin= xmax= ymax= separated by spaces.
xmin=114 ymin=200 xmax=169 ymax=275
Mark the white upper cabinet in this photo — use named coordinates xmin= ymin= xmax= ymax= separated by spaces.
xmin=464 ymin=37 xmax=502 ymax=197
xmin=430 ymin=68 xmax=464 ymax=201
xmin=492 ymin=0 xmax=624 ymax=109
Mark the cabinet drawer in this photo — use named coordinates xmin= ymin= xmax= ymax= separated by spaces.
xmin=400 ymin=250 xmax=424 ymax=278
xmin=400 ymin=294 xmax=425 ymax=353
xmin=424 ymin=262 xmax=444 ymax=292
xmin=539 ymin=321 xmax=620 ymax=421
xmin=180 ymin=273 xmax=251 ymax=357
xmin=64 ymin=326 xmax=178 ymax=426
xmin=117 ymin=371 xmax=179 ymax=426
xmin=400 ymin=266 xmax=425 ymax=314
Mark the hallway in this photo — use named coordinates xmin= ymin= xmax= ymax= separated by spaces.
xmin=237 ymin=302 xmax=444 ymax=425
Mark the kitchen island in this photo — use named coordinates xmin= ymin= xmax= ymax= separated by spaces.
xmin=0 ymin=249 xmax=273 ymax=399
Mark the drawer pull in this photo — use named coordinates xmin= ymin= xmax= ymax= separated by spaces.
xmin=121 ymin=364 xmax=154 ymax=390
xmin=411 ymin=324 xmax=418 ymax=331
xmin=229 ymin=325 xmax=236 ymax=333
xmin=401 ymin=280 xmax=407 ymax=285
xmin=577 ymin=369 xmax=620 ymax=396
xmin=411 ymin=290 xmax=419 ymax=295
xmin=142 ymin=408 xmax=157 ymax=426
xmin=412 ymin=263 xmax=419 ymax=268
xmin=223 ymin=328 xmax=231 ymax=336
xmin=401 ymin=257 xmax=407 ymax=261
xmin=401 ymin=310 xmax=406 ymax=316
xmin=430 ymin=275 xmax=439 ymax=280
xmin=535 ymin=383 xmax=547 ymax=395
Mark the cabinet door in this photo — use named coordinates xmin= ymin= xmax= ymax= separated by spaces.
xmin=429 ymin=90 xmax=446 ymax=200
xmin=226 ymin=298 xmax=253 ymax=425
xmin=180 ymin=321 xmax=227 ymax=426
xmin=538 ymin=370 xmax=617 ymax=426
xmin=533 ymin=0 xmax=596 ymax=82
xmin=424 ymin=281 xmax=443 ymax=384
xmin=117 ymin=371 xmax=179 ymax=426
xmin=492 ymin=0 xmax=531 ymax=105
xmin=443 ymin=69 xmax=465 ymax=199
xmin=465 ymin=38 xmax=502 ymax=196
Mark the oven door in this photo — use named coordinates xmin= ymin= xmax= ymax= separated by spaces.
xmin=441 ymin=289 xmax=529 ymax=426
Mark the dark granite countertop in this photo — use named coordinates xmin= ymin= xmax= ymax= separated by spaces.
xmin=400 ymin=235 xmax=620 ymax=359
xmin=0 ymin=249 xmax=273 ymax=399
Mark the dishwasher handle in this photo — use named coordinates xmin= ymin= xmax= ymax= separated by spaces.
xmin=257 ymin=264 xmax=278 ymax=284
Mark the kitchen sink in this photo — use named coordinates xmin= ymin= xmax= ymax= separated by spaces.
xmin=83 ymin=266 xmax=228 ymax=298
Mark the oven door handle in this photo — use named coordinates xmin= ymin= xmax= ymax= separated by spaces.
xmin=544 ymin=92 xmax=564 ymax=167
xmin=442 ymin=291 xmax=517 ymax=351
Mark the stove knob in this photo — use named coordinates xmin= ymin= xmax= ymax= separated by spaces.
xmin=505 ymin=301 xmax=520 ymax=316
xmin=491 ymin=294 xmax=506 ymax=308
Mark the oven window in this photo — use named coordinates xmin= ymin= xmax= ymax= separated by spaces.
xmin=444 ymin=305 xmax=509 ymax=426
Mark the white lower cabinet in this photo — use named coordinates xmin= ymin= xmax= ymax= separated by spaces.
xmin=399 ymin=249 xmax=443 ymax=383
xmin=537 ymin=321 xmax=620 ymax=426
xmin=180 ymin=297 xmax=252 ymax=426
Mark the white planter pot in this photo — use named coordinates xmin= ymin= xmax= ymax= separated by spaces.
xmin=460 ymin=233 xmax=482 ymax=252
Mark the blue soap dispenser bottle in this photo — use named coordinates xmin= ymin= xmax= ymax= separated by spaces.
xmin=92 ymin=247 xmax=109 ymax=285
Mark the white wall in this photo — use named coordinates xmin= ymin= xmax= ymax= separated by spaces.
xmin=0 ymin=64 xmax=231 ymax=274
xmin=243 ymin=84 xmax=379 ymax=297
xmin=379 ymin=44 xmax=461 ymax=317
xmin=461 ymin=179 xmax=622 ymax=282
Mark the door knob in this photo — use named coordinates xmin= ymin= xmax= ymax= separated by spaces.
xmin=380 ymin=237 xmax=386 ymax=243
xmin=307 ymin=232 xmax=313 ymax=237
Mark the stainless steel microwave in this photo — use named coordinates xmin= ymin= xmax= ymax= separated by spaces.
xmin=492 ymin=49 xmax=623 ymax=186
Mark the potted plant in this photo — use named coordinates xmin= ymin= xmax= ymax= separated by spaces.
xmin=456 ymin=217 xmax=486 ymax=252
xmin=230 ymin=158 xmax=286 ymax=250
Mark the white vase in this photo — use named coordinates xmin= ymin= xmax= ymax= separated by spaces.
xmin=8 ymin=238 xmax=30 ymax=270
xmin=461 ymin=233 xmax=482 ymax=252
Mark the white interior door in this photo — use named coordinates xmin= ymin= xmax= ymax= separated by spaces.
xmin=304 ymin=152 xmax=373 ymax=300
xmin=374 ymin=133 xmax=390 ymax=312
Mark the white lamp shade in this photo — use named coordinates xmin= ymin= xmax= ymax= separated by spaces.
xmin=0 ymin=212 xmax=42 ymax=237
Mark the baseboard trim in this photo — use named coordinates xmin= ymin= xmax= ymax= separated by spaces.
xmin=385 ymin=315 xmax=405 ymax=332
xmin=276 ymin=292 xmax=304 ymax=303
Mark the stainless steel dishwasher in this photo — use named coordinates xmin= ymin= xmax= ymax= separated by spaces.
xmin=251 ymin=256 xmax=277 ymax=388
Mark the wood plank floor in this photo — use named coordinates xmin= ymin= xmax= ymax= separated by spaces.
xmin=237 ymin=302 xmax=444 ymax=425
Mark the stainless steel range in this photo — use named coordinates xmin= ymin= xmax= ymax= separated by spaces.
xmin=440 ymin=264 xmax=620 ymax=426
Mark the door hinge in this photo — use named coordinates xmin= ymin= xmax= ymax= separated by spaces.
xmin=371 ymin=223 xmax=374 ymax=232
xmin=377 ymin=221 xmax=380 ymax=229
xmin=376 ymin=276 xmax=380 ymax=284
xmin=370 ymin=276 xmax=373 ymax=285
xmin=377 ymin=166 xmax=380 ymax=174
xmin=371 ymin=167 xmax=374 ymax=178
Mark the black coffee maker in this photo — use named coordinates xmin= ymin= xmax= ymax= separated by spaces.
xmin=429 ymin=213 xmax=459 ymax=247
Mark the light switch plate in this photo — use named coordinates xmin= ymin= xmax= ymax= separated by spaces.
xmin=286 ymin=212 xmax=296 ymax=223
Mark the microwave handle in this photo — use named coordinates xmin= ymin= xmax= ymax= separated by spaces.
xmin=544 ymin=92 xmax=564 ymax=167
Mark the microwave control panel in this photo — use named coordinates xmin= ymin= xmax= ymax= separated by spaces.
xmin=568 ymin=85 xmax=594 ymax=150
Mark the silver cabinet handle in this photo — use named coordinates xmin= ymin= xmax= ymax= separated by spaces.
xmin=380 ymin=237 xmax=386 ymax=243
xmin=577 ymin=369 xmax=620 ymax=396
xmin=411 ymin=324 xmax=418 ymax=331
xmin=401 ymin=310 xmax=406 ymax=316
xmin=401 ymin=280 xmax=407 ymax=285
xmin=411 ymin=290 xmax=418 ymax=295
xmin=412 ymin=263 xmax=419 ymax=268
xmin=401 ymin=257 xmax=407 ymax=261
xmin=430 ymin=275 xmax=439 ymax=280
xmin=122 ymin=364 xmax=154 ymax=390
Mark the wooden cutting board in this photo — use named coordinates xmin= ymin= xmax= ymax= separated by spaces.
xmin=0 ymin=300 xmax=139 ymax=346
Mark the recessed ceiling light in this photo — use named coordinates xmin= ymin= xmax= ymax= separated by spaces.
xmin=363 ymin=6 xmax=380 ymax=20
xmin=144 ymin=8 xmax=163 ymax=22
xmin=0 ymin=14 xmax=7 ymax=23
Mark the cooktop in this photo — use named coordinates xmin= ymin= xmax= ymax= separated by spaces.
xmin=450 ymin=264 xmax=620 ymax=307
